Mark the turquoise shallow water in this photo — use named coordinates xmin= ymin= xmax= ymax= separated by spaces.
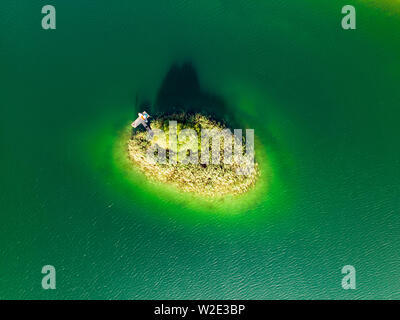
xmin=1 ymin=0 xmax=400 ymax=299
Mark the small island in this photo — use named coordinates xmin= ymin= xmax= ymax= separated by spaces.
xmin=127 ymin=113 xmax=259 ymax=198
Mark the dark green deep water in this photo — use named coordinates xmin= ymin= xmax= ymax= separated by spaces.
xmin=1 ymin=1 xmax=400 ymax=299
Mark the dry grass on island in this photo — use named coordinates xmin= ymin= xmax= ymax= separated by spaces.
xmin=127 ymin=113 xmax=259 ymax=198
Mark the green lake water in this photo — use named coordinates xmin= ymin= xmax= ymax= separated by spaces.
xmin=1 ymin=0 xmax=399 ymax=299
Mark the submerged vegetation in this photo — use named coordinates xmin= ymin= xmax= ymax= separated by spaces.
xmin=127 ymin=113 xmax=259 ymax=198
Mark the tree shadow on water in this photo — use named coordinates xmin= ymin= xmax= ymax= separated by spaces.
xmin=153 ymin=62 xmax=239 ymax=128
